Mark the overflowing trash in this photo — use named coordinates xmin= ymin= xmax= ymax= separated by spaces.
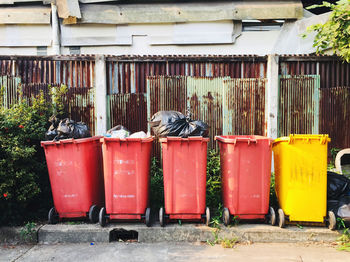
xmin=327 ymin=171 xmax=350 ymax=220
xmin=105 ymin=125 xmax=130 ymax=138
xmin=104 ymin=125 xmax=150 ymax=139
xmin=45 ymin=116 xmax=91 ymax=141
xmin=149 ymin=110 xmax=209 ymax=138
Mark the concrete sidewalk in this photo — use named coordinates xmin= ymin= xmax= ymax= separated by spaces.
xmin=1 ymin=223 xmax=340 ymax=244
xmin=2 ymin=242 xmax=349 ymax=262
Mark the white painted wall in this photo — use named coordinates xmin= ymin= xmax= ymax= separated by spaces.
xmin=0 ymin=21 xmax=280 ymax=56
xmin=0 ymin=24 xmax=51 ymax=47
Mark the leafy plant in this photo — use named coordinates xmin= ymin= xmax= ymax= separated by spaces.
xmin=149 ymin=158 xmax=164 ymax=211
xmin=209 ymin=203 xmax=223 ymax=228
xmin=336 ymin=217 xmax=350 ymax=252
xmin=206 ymin=227 xmax=239 ymax=248
xmin=0 ymin=86 xmax=67 ymax=225
xmin=206 ymin=150 xmax=222 ymax=221
xmin=331 ymin=148 xmax=341 ymax=162
xmin=269 ymin=172 xmax=278 ymax=209
xmin=20 ymin=222 xmax=37 ymax=242
xmin=221 ymin=237 xmax=239 ymax=248
xmin=303 ymin=0 xmax=350 ymax=62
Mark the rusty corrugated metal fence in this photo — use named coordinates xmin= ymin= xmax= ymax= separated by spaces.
xmin=2 ymin=55 xmax=350 ymax=158
xmin=0 ymin=76 xmax=21 ymax=108
xmin=146 ymin=76 xmax=267 ymax=154
xmin=108 ymin=93 xmax=147 ymax=133
xmin=278 ymin=75 xmax=320 ymax=137
xmin=106 ymin=56 xmax=267 ymax=94
xmin=187 ymin=77 xmax=226 ymax=149
xmin=0 ymin=57 xmax=95 ymax=88
xmin=320 ymin=87 xmax=350 ymax=152
xmin=223 ymin=78 xmax=266 ymax=136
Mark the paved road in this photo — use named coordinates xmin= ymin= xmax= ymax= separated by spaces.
xmin=1 ymin=242 xmax=349 ymax=262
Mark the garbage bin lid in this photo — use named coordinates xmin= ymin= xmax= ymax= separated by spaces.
xmin=100 ymin=136 xmax=154 ymax=143
xmin=41 ymin=136 xmax=103 ymax=147
xmin=273 ymin=134 xmax=330 ymax=146
xmin=215 ymin=135 xmax=273 ymax=144
xmin=159 ymin=136 xmax=210 ymax=143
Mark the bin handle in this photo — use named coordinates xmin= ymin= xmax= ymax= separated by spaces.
xmin=234 ymin=137 xmax=257 ymax=145
xmin=215 ymin=136 xmax=258 ymax=144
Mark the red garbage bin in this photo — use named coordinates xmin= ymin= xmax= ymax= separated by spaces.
xmin=216 ymin=135 xmax=275 ymax=226
xmin=159 ymin=137 xmax=210 ymax=226
xmin=41 ymin=137 xmax=104 ymax=224
xmin=99 ymin=137 xmax=153 ymax=227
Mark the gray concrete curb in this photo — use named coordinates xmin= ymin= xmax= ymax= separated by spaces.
xmin=37 ymin=224 xmax=341 ymax=244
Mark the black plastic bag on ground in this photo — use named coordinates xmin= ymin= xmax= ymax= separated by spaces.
xmin=327 ymin=171 xmax=350 ymax=200
xmin=149 ymin=110 xmax=209 ymax=138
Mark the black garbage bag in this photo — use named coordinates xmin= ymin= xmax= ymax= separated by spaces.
xmin=149 ymin=110 xmax=209 ymax=138
xmin=55 ymin=118 xmax=91 ymax=140
xmin=45 ymin=116 xmax=60 ymax=140
xmin=338 ymin=196 xmax=350 ymax=218
xmin=45 ymin=117 xmax=91 ymax=141
xmin=327 ymin=171 xmax=350 ymax=200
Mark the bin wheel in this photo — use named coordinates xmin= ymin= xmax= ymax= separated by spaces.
xmin=145 ymin=207 xmax=151 ymax=227
xmin=89 ymin=205 xmax=100 ymax=223
xmin=205 ymin=207 xmax=211 ymax=226
xmin=278 ymin=208 xmax=285 ymax=228
xmin=159 ymin=207 xmax=165 ymax=227
xmin=269 ymin=207 xmax=276 ymax=226
xmin=48 ymin=207 xmax=58 ymax=224
xmin=99 ymin=207 xmax=107 ymax=227
xmin=328 ymin=211 xmax=337 ymax=230
xmin=223 ymin=208 xmax=231 ymax=226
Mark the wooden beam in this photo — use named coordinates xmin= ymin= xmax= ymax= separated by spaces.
xmin=56 ymin=0 xmax=81 ymax=19
xmin=0 ymin=6 xmax=51 ymax=24
xmin=79 ymin=1 xmax=303 ymax=24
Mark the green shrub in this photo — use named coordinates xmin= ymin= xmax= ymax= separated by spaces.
xmin=269 ymin=172 xmax=278 ymax=209
xmin=206 ymin=149 xmax=222 ymax=221
xmin=149 ymin=157 xmax=164 ymax=211
xmin=0 ymin=86 xmax=66 ymax=226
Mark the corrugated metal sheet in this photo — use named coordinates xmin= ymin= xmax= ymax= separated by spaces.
xmin=223 ymin=78 xmax=266 ymax=136
xmin=21 ymin=83 xmax=52 ymax=104
xmin=146 ymin=76 xmax=265 ymax=152
xmin=147 ymin=76 xmax=187 ymax=116
xmin=320 ymin=87 xmax=350 ymax=152
xmin=0 ymin=76 xmax=21 ymax=108
xmin=108 ymin=59 xmax=267 ymax=94
xmin=279 ymin=56 xmax=350 ymax=89
xmin=0 ymin=79 xmax=96 ymax=135
xmin=63 ymin=87 xmax=96 ymax=135
xmin=278 ymin=75 xmax=320 ymax=137
xmin=0 ymin=57 xmax=95 ymax=88
xmin=187 ymin=77 xmax=226 ymax=150
xmin=146 ymin=76 xmax=187 ymax=158
xmin=108 ymin=93 xmax=147 ymax=133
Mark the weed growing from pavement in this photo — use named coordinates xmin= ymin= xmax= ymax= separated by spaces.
xmin=336 ymin=218 xmax=350 ymax=252
xmin=20 ymin=222 xmax=37 ymax=241
xmin=206 ymin=227 xmax=239 ymax=248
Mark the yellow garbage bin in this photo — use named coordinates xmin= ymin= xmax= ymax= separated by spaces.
xmin=272 ymin=134 xmax=336 ymax=229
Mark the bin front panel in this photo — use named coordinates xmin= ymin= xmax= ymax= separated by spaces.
xmin=161 ymin=138 xmax=208 ymax=215
xmin=43 ymin=138 xmax=104 ymax=217
xmin=273 ymin=135 xmax=329 ymax=222
xmin=218 ymin=136 xmax=272 ymax=218
xmin=102 ymin=138 xmax=152 ymax=215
